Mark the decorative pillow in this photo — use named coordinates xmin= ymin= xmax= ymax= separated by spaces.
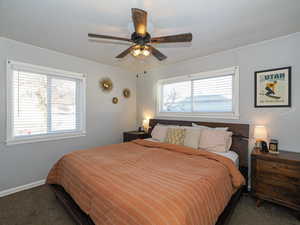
xmin=151 ymin=125 xmax=168 ymax=142
xmin=198 ymin=129 xmax=233 ymax=153
xmin=182 ymin=127 xmax=202 ymax=149
xmin=165 ymin=128 xmax=186 ymax=145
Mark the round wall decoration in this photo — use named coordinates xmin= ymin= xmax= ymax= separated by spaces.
xmin=123 ymin=88 xmax=131 ymax=98
xmin=100 ymin=78 xmax=113 ymax=92
xmin=112 ymin=97 xmax=119 ymax=104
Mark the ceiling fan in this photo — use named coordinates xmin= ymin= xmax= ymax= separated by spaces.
xmin=88 ymin=8 xmax=193 ymax=61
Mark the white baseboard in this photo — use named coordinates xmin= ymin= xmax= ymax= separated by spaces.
xmin=0 ymin=179 xmax=46 ymax=198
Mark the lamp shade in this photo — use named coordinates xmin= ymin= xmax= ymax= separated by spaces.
xmin=253 ymin=125 xmax=268 ymax=140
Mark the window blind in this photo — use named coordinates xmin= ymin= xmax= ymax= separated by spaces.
xmin=193 ymin=75 xmax=232 ymax=112
xmin=158 ymin=67 xmax=238 ymax=117
xmin=7 ymin=60 xmax=86 ymax=144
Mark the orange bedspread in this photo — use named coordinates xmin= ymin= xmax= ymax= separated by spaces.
xmin=47 ymin=139 xmax=245 ymax=225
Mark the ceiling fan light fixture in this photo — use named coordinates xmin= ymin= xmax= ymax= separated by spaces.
xmin=142 ymin=48 xmax=150 ymax=56
xmin=131 ymin=45 xmax=150 ymax=57
xmin=132 ymin=47 xmax=142 ymax=57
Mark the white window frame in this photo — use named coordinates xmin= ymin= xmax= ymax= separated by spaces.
xmin=6 ymin=60 xmax=86 ymax=145
xmin=156 ymin=66 xmax=239 ymax=119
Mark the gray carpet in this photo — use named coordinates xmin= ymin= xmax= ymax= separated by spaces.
xmin=0 ymin=185 xmax=299 ymax=225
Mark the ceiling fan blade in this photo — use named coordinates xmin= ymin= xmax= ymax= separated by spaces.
xmin=116 ymin=46 xmax=135 ymax=58
xmin=88 ymin=33 xmax=132 ymax=42
xmin=150 ymin=46 xmax=167 ymax=61
xmin=131 ymin=8 xmax=147 ymax=36
xmin=151 ymin=33 xmax=193 ymax=43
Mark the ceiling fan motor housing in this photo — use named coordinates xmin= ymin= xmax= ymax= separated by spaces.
xmin=131 ymin=32 xmax=151 ymax=46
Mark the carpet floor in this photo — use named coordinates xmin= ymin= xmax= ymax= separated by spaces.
xmin=0 ymin=185 xmax=299 ymax=225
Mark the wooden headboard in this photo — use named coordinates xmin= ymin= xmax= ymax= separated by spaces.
xmin=148 ymin=119 xmax=250 ymax=167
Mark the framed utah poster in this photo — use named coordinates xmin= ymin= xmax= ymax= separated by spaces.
xmin=255 ymin=67 xmax=291 ymax=107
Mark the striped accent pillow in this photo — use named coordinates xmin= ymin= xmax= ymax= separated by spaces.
xmin=165 ymin=128 xmax=186 ymax=145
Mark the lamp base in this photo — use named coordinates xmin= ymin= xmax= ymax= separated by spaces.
xmin=255 ymin=141 xmax=261 ymax=149
xmin=256 ymin=140 xmax=268 ymax=152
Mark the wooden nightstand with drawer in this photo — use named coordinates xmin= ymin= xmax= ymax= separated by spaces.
xmin=123 ymin=131 xmax=150 ymax=142
xmin=251 ymin=148 xmax=300 ymax=217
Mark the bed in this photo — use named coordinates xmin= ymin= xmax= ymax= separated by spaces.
xmin=48 ymin=119 xmax=249 ymax=225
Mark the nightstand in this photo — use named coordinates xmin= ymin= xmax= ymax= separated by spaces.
xmin=251 ymin=148 xmax=300 ymax=217
xmin=123 ymin=131 xmax=150 ymax=142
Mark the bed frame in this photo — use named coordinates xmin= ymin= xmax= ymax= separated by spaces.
xmin=51 ymin=119 xmax=249 ymax=225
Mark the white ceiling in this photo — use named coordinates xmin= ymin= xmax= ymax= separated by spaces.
xmin=1 ymin=0 xmax=300 ymax=71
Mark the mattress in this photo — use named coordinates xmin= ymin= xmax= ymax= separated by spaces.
xmin=144 ymin=138 xmax=239 ymax=167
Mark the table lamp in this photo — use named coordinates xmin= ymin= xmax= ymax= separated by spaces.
xmin=253 ymin=125 xmax=268 ymax=152
xmin=142 ymin=119 xmax=149 ymax=132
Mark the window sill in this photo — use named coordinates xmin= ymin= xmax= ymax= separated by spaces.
xmin=156 ymin=112 xmax=240 ymax=120
xmin=6 ymin=132 xmax=86 ymax=146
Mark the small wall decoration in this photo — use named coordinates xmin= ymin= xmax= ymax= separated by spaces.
xmin=123 ymin=88 xmax=131 ymax=98
xmin=100 ymin=78 xmax=113 ymax=92
xmin=112 ymin=97 xmax=118 ymax=104
xmin=255 ymin=67 xmax=291 ymax=107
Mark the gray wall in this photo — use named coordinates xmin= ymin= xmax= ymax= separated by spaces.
xmin=0 ymin=37 xmax=136 ymax=192
xmin=1 ymin=32 xmax=299 ymax=192
xmin=137 ymin=32 xmax=300 ymax=153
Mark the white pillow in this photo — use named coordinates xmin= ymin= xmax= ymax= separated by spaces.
xmin=198 ymin=129 xmax=233 ymax=153
xmin=183 ymin=127 xmax=201 ymax=149
xmin=226 ymin=137 xmax=232 ymax=151
xmin=151 ymin=125 xmax=168 ymax=142
xmin=191 ymin=123 xmax=232 ymax=151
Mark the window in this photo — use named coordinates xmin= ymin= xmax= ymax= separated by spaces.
xmin=157 ymin=66 xmax=239 ymax=119
xmin=6 ymin=60 xmax=86 ymax=145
